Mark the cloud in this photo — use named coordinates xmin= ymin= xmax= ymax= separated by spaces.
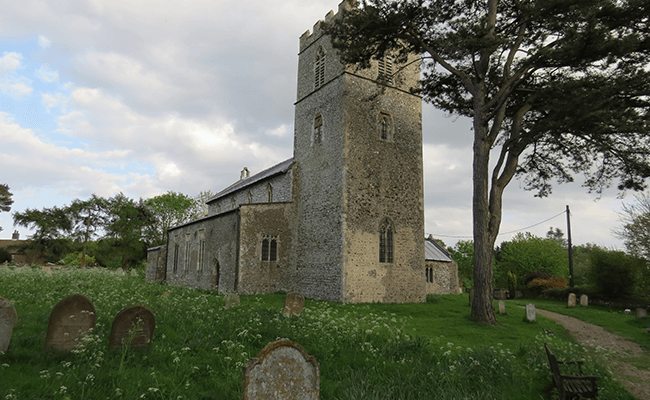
xmin=0 ymin=52 xmax=33 ymax=99
xmin=38 ymin=34 xmax=52 ymax=49
xmin=35 ymin=64 xmax=59 ymax=83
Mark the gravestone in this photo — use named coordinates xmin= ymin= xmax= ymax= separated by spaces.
xmin=225 ymin=294 xmax=240 ymax=309
xmin=283 ymin=292 xmax=305 ymax=316
xmin=0 ymin=297 xmax=17 ymax=352
xmin=498 ymin=300 xmax=506 ymax=315
xmin=567 ymin=293 xmax=576 ymax=307
xmin=242 ymin=340 xmax=319 ymax=400
xmin=130 ymin=269 xmax=138 ymax=277
xmin=637 ymin=308 xmax=648 ymax=319
xmin=45 ymin=294 xmax=96 ymax=353
xmin=580 ymin=294 xmax=588 ymax=306
xmin=42 ymin=266 xmax=52 ymax=275
xmin=493 ymin=289 xmax=508 ymax=300
xmin=525 ymin=304 xmax=536 ymax=322
xmin=108 ymin=305 xmax=155 ymax=351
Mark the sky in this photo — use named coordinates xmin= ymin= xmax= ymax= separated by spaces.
xmin=0 ymin=0 xmax=637 ymax=250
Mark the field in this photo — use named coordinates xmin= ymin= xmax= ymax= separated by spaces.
xmin=0 ymin=265 xmax=640 ymax=399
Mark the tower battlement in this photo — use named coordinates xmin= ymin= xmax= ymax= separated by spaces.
xmin=299 ymin=0 xmax=355 ymax=52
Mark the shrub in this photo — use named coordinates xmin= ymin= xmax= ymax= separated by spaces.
xmin=588 ymin=248 xmax=643 ymax=298
xmin=528 ymin=277 xmax=567 ymax=290
xmin=60 ymin=252 xmax=96 ymax=267
xmin=0 ymin=248 xmax=11 ymax=263
xmin=523 ymin=271 xmax=552 ymax=286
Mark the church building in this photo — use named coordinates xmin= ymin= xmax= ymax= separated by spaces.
xmin=146 ymin=1 xmax=459 ymax=303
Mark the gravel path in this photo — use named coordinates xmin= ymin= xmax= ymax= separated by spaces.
xmin=537 ymin=308 xmax=650 ymax=400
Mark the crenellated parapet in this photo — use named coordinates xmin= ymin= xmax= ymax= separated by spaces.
xmin=299 ymin=0 xmax=356 ymax=52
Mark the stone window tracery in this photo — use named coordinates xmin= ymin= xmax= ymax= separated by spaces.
xmin=261 ymin=236 xmax=278 ymax=262
xmin=379 ymin=220 xmax=394 ymax=263
xmin=313 ymin=114 xmax=323 ymax=145
xmin=378 ymin=112 xmax=393 ymax=141
xmin=267 ymin=183 xmax=273 ymax=203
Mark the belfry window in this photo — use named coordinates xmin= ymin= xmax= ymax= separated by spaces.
xmin=314 ymin=47 xmax=325 ymax=89
xmin=261 ymin=236 xmax=278 ymax=262
xmin=379 ymin=220 xmax=394 ymax=263
xmin=378 ymin=55 xmax=393 ymax=85
xmin=313 ymin=114 xmax=323 ymax=144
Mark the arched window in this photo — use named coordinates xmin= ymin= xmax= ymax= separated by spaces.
xmin=313 ymin=114 xmax=323 ymax=144
xmin=378 ymin=55 xmax=393 ymax=85
xmin=266 ymin=183 xmax=273 ymax=203
xmin=261 ymin=236 xmax=278 ymax=261
xmin=314 ymin=47 xmax=325 ymax=89
xmin=269 ymin=238 xmax=277 ymax=261
xmin=261 ymin=238 xmax=269 ymax=261
xmin=378 ymin=112 xmax=393 ymax=141
xmin=379 ymin=220 xmax=394 ymax=263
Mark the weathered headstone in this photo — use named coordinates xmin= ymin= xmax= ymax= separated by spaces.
xmin=567 ymin=293 xmax=576 ymax=307
xmin=130 ymin=269 xmax=138 ymax=276
xmin=580 ymin=294 xmax=588 ymax=306
xmin=498 ymin=300 xmax=506 ymax=315
xmin=45 ymin=294 xmax=96 ymax=352
xmin=283 ymin=292 xmax=305 ymax=316
xmin=525 ymin=304 xmax=536 ymax=322
xmin=42 ymin=266 xmax=52 ymax=275
xmin=637 ymin=308 xmax=648 ymax=319
xmin=225 ymin=293 xmax=240 ymax=309
xmin=0 ymin=297 xmax=17 ymax=352
xmin=108 ymin=305 xmax=155 ymax=351
xmin=242 ymin=340 xmax=319 ymax=400
xmin=493 ymin=289 xmax=508 ymax=300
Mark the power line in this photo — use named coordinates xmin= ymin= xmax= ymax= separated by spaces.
xmin=429 ymin=209 xmax=566 ymax=239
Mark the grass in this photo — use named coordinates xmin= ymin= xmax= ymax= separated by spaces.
xmin=511 ymin=298 xmax=650 ymax=351
xmin=0 ymin=265 xmax=641 ymax=399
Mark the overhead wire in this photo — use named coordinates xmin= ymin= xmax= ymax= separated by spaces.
xmin=429 ymin=209 xmax=567 ymax=239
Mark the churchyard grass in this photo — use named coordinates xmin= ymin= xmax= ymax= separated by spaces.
xmin=0 ymin=266 xmax=637 ymax=400
xmin=511 ymin=298 xmax=650 ymax=351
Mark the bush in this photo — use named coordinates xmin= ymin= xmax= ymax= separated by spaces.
xmin=588 ymin=248 xmax=644 ymax=298
xmin=528 ymin=277 xmax=567 ymax=290
xmin=0 ymin=248 xmax=11 ymax=263
xmin=60 ymin=252 xmax=96 ymax=267
xmin=523 ymin=271 xmax=552 ymax=286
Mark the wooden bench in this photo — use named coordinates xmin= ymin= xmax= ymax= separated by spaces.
xmin=544 ymin=343 xmax=599 ymax=399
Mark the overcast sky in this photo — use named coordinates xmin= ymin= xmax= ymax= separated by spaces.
xmin=0 ymin=0 xmax=637 ymax=250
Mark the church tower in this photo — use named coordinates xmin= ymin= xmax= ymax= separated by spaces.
xmin=291 ymin=1 xmax=426 ymax=303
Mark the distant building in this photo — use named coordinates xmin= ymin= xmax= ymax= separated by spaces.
xmin=146 ymin=1 xmax=459 ymax=302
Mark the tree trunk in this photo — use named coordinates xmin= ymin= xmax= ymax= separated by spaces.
xmin=470 ymin=101 xmax=498 ymax=325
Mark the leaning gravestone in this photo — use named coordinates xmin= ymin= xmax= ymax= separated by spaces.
xmin=637 ymin=308 xmax=648 ymax=319
xmin=108 ymin=305 xmax=155 ymax=351
xmin=0 ymin=297 xmax=17 ymax=352
xmin=580 ymin=294 xmax=588 ymax=306
xmin=498 ymin=300 xmax=506 ymax=316
xmin=283 ymin=292 xmax=305 ymax=316
xmin=45 ymin=294 xmax=96 ymax=353
xmin=525 ymin=304 xmax=536 ymax=322
xmin=567 ymin=293 xmax=576 ymax=307
xmin=242 ymin=340 xmax=319 ymax=400
xmin=225 ymin=294 xmax=240 ymax=309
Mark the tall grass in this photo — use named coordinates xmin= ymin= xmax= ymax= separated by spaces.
xmin=0 ymin=266 xmax=637 ymax=399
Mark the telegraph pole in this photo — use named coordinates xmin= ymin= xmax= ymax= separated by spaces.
xmin=566 ymin=205 xmax=574 ymax=287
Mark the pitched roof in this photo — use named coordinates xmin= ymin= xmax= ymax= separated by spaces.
xmin=424 ymin=239 xmax=453 ymax=262
xmin=207 ymin=158 xmax=294 ymax=204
